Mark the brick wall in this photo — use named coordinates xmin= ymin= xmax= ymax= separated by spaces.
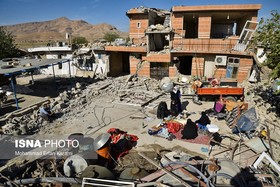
xmin=129 ymin=54 xmax=150 ymax=77
xmin=137 ymin=62 xmax=150 ymax=77
xmin=146 ymin=54 xmax=171 ymax=62
xmin=171 ymin=13 xmax=184 ymax=38
xmin=169 ymin=66 xmax=178 ymax=78
xmin=237 ymin=58 xmax=253 ymax=82
xmin=191 ymin=57 xmax=204 ymax=78
xmin=198 ymin=15 xmax=211 ymax=38
xmin=213 ymin=68 xmax=227 ymax=79
xmin=171 ymin=13 xmax=183 ymax=29
xmin=129 ymin=55 xmax=140 ymax=74
xmin=212 ymin=58 xmax=253 ymax=82
xmin=129 ymin=15 xmax=148 ymax=45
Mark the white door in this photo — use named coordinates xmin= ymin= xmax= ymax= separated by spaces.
xmin=204 ymin=56 xmax=216 ymax=79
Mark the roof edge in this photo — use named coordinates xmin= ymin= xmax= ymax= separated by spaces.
xmin=172 ymin=4 xmax=262 ymax=12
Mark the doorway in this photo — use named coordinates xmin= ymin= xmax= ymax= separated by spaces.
xmin=178 ymin=56 xmax=193 ymax=75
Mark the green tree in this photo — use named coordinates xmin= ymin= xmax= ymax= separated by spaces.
xmin=0 ymin=27 xmax=19 ymax=59
xmin=72 ymin=36 xmax=88 ymax=45
xmin=253 ymin=10 xmax=280 ymax=78
xmin=103 ymin=32 xmax=119 ymax=42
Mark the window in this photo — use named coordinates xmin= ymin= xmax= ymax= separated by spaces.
xmin=137 ymin=22 xmax=141 ymax=28
xmin=226 ymin=57 xmax=240 ymax=78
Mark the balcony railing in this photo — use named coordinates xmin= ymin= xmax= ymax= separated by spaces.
xmin=172 ymin=38 xmax=246 ymax=53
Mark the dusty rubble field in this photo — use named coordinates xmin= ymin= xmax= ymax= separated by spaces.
xmin=31 ymin=78 xmax=223 ymax=157
xmin=1 ymin=74 xmax=280 ymax=182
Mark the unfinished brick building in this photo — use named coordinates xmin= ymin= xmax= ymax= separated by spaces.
xmin=105 ymin=4 xmax=261 ymax=83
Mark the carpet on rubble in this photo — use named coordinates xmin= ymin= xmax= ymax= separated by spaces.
xmin=172 ymin=129 xmax=211 ymax=145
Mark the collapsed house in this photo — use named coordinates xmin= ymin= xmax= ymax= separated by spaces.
xmin=105 ymin=4 xmax=261 ymax=82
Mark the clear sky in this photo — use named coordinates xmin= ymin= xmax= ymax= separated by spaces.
xmin=0 ymin=0 xmax=279 ymax=32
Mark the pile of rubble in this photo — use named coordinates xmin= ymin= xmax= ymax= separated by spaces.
xmin=241 ymin=79 xmax=280 ymax=164
xmin=0 ymin=73 xmax=280 ymax=186
xmin=0 ymin=75 xmax=163 ymax=136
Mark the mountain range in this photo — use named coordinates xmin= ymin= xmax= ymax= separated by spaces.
xmin=1 ymin=17 xmax=128 ymax=47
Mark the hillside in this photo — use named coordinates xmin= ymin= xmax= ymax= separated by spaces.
xmin=2 ymin=17 xmax=128 ymax=48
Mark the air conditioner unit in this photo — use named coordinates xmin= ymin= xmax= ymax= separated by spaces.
xmin=215 ymin=56 xmax=227 ymax=66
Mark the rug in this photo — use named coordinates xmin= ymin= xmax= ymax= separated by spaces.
xmin=172 ymin=129 xmax=211 ymax=145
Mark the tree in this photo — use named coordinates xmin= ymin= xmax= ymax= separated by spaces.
xmin=0 ymin=27 xmax=19 ymax=59
xmin=72 ymin=36 xmax=88 ymax=45
xmin=103 ymin=32 xmax=119 ymax=42
xmin=253 ymin=10 xmax=280 ymax=79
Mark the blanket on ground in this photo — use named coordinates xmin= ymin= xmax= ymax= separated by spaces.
xmin=173 ymin=129 xmax=211 ymax=145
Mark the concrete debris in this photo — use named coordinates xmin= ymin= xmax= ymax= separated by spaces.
xmin=0 ymin=77 xmax=162 ymax=136
xmin=0 ymin=74 xmax=280 ymax=186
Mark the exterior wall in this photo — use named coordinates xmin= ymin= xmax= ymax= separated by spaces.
xmin=129 ymin=55 xmax=140 ymax=75
xmin=169 ymin=66 xmax=177 ymax=78
xmin=137 ymin=62 xmax=150 ymax=77
xmin=171 ymin=13 xmax=184 ymax=38
xmin=211 ymin=57 xmax=253 ymax=82
xmin=191 ymin=57 xmax=205 ymax=78
xmin=40 ymin=54 xmax=76 ymax=76
xmin=129 ymin=53 xmax=148 ymax=76
xmin=213 ymin=67 xmax=227 ymax=79
xmin=40 ymin=61 xmax=76 ymax=76
xmin=237 ymin=58 xmax=253 ymax=82
xmin=129 ymin=14 xmax=148 ymax=45
xmin=146 ymin=54 xmax=171 ymax=62
xmin=198 ymin=15 xmax=211 ymax=38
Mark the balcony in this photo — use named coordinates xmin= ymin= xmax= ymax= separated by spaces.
xmin=172 ymin=38 xmax=248 ymax=55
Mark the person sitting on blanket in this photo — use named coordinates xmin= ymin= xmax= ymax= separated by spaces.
xmin=181 ymin=119 xmax=198 ymax=140
xmin=107 ymin=128 xmax=138 ymax=160
xmin=195 ymin=112 xmax=211 ymax=130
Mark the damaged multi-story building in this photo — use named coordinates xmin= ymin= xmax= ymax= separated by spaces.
xmin=105 ymin=4 xmax=261 ymax=82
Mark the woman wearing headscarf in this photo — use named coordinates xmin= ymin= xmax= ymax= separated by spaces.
xmin=181 ymin=119 xmax=198 ymax=139
xmin=170 ymin=86 xmax=182 ymax=116
xmin=195 ymin=112 xmax=211 ymax=129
